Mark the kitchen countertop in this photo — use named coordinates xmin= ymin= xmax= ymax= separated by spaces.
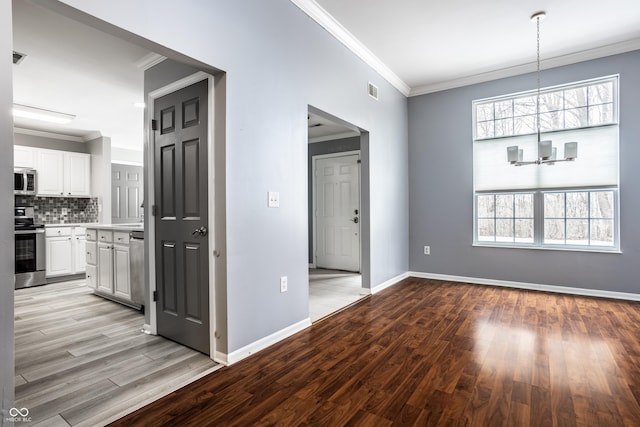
xmin=85 ymin=223 xmax=144 ymax=231
xmin=44 ymin=223 xmax=98 ymax=228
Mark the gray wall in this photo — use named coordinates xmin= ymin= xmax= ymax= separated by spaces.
xmin=86 ymin=136 xmax=112 ymax=223
xmin=35 ymin=0 xmax=411 ymax=355
xmin=1 ymin=1 xmax=14 ymax=423
xmin=408 ymin=50 xmax=640 ymax=295
xmin=307 ymin=136 xmax=361 ymax=264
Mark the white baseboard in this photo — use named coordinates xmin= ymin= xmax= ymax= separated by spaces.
xmin=371 ymin=272 xmax=410 ymax=294
xmin=216 ymin=318 xmax=312 ymax=366
xmin=409 ymin=271 xmax=640 ymax=302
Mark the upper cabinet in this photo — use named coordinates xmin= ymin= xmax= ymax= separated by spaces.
xmin=65 ymin=152 xmax=91 ymax=196
xmin=14 ymin=145 xmax=36 ymax=168
xmin=35 ymin=148 xmax=91 ymax=197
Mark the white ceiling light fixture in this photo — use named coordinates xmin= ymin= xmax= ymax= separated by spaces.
xmin=12 ymin=104 xmax=76 ymax=124
xmin=507 ymin=12 xmax=578 ymax=167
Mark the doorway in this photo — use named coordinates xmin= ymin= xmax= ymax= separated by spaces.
xmin=307 ymin=108 xmax=368 ymax=322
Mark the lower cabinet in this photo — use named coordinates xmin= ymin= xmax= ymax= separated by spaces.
xmin=45 ymin=226 xmax=87 ymax=277
xmin=87 ymin=228 xmax=135 ymax=307
xmin=97 ymin=241 xmax=114 ymax=294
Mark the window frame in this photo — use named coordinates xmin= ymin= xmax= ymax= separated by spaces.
xmin=473 ymin=75 xmax=618 ymax=141
xmin=472 ymin=75 xmax=620 ymax=253
xmin=473 ymin=187 xmax=620 ymax=252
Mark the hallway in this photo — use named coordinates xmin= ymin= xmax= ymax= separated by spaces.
xmin=309 ymin=268 xmax=365 ymax=322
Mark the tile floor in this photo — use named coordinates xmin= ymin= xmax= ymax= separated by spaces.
xmin=308 ymin=268 xmax=365 ymax=322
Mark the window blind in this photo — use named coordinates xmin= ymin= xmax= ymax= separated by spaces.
xmin=473 ymin=125 xmax=618 ymax=192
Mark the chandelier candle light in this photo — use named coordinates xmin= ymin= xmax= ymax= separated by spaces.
xmin=507 ymin=11 xmax=578 ymax=166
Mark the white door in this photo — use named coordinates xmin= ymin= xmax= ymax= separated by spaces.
xmin=315 ymin=154 xmax=360 ymax=272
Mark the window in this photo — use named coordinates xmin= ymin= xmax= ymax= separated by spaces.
xmin=473 ymin=76 xmax=619 ymax=251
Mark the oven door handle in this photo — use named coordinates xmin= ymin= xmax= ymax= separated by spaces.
xmin=15 ymin=229 xmax=45 ymax=235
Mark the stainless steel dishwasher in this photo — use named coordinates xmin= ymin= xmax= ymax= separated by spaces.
xmin=129 ymin=230 xmax=145 ymax=311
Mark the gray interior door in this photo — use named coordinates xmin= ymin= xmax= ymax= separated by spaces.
xmin=111 ymin=163 xmax=143 ymax=224
xmin=154 ymin=79 xmax=210 ymax=355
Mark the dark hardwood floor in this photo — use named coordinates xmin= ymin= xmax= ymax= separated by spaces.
xmin=111 ymin=277 xmax=640 ymax=426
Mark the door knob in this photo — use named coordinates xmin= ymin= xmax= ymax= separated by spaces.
xmin=192 ymin=226 xmax=208 ymax=237
xmin=350 ymin=217 xmax=359 ymax=224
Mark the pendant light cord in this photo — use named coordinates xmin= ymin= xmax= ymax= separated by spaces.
xmin=536 ymin=15 xmax=541 ymax=147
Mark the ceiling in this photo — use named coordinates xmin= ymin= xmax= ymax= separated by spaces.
xmin=309 ymin=0 xmax=640 ymax=95
xmin=308 ymin=112 xmax=360 ymax=143
xmin=11 ymin=0 xmax=640 ymax=149
xmin=12 ymin=0 xmax=152 ymax=151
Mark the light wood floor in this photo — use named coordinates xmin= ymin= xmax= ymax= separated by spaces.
xmin=14 ymin=280 xmax=220 ymax=427
xmin=113 ymin=277 xmax=640 ymax=426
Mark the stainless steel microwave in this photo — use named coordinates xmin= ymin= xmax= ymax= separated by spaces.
xmin=14 ymin=168 xmax=37 ymax=195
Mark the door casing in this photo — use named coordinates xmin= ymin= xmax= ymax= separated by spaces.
xmin=146 ymin=71 xmax=217 ymax=360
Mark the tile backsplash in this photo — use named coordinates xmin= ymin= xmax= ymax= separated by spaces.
xmin=15 ymin=196 xmax=99 ymax=224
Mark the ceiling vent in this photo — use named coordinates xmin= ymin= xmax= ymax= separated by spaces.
xmin=368 ymin=82 xmax=379 ymax=100
xmin=13 ymin=51 xmax=26 ymax=65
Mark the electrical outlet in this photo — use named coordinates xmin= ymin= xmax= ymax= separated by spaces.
xmin=280 ymin=276 xmax=288 ymax=293
xmin=424 ymin=246 xmax=430 ymax=255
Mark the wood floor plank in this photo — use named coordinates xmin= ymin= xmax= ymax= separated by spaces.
xmin=111 ymin=278 xmax=640 ymax=426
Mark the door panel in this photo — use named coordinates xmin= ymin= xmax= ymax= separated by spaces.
xmin=161 ymin=242 xmax=178 ymax=316
xmin=154 ymin=79 xmax=210 ymax=355
xmin=315 ymin=154 xmax=360 ymax=272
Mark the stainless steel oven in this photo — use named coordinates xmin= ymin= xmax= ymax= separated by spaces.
xmin=15 ymin=206 xmax=46 ymax=289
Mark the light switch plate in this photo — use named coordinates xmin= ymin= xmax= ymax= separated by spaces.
xmin=268 ymin=191 xmax=280 ymax=208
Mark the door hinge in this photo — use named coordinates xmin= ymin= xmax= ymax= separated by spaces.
xmin=151 ymin=119 xmax=158 ymax=131
xmin=153 ymin=290 xmax=158 ymax=302
xmin=152 ymin=205 xmax=158 ymax=216
xmin=357 ymin=159 xmax=362 ymax=164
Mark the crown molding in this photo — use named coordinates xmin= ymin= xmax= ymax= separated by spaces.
xmin=135 ymin=52 xmax=167 ymax=70
xmin=290 ymin=0 xmax=410 ymax=97
xmin=13 ymin=127 xmax=87 ymax=143
xmin=410 ymin=38 xmax=640 ymax=97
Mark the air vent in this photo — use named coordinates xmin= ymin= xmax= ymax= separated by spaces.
xmin=13 ymin=51 xmax=26 ymax=65
xmin=368 ymin=82 xmax=379 ymax=100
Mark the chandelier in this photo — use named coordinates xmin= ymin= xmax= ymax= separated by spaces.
xmin=507 ymin=12 xmax=578 ymax=166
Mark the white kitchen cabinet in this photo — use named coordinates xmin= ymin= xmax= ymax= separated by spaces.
xmin=14 ymin=145 xmax=36 ymax=168
xmin=85 ymin=264 xmax=97 ymax=289
xmin=73 ymin=227 xmax=87 ymax=273
xmin=97 ymin=241 xmax=114 ymax=294
xmin=113 ymin=243 xmax=131 ymax=300
xmin=89 ymin=228 xmax=133 ymax=304
xmin=85 ymin=231 xmax=98 ymax=290
xmin=45 ymin=226 xmax=88 ymax=277
xmin=36 ymin=149 xmax=91 ymax=197
xmin=37 ymin=150 xmax=65 ymax=196
xmin=46 ymin=234 xmax=73 ymax=277
xmin=65 ymin=152 xmax=91 ymax=196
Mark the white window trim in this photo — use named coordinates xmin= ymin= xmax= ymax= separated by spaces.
xmin=473 ymin=187 xmax=620 ymax=252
